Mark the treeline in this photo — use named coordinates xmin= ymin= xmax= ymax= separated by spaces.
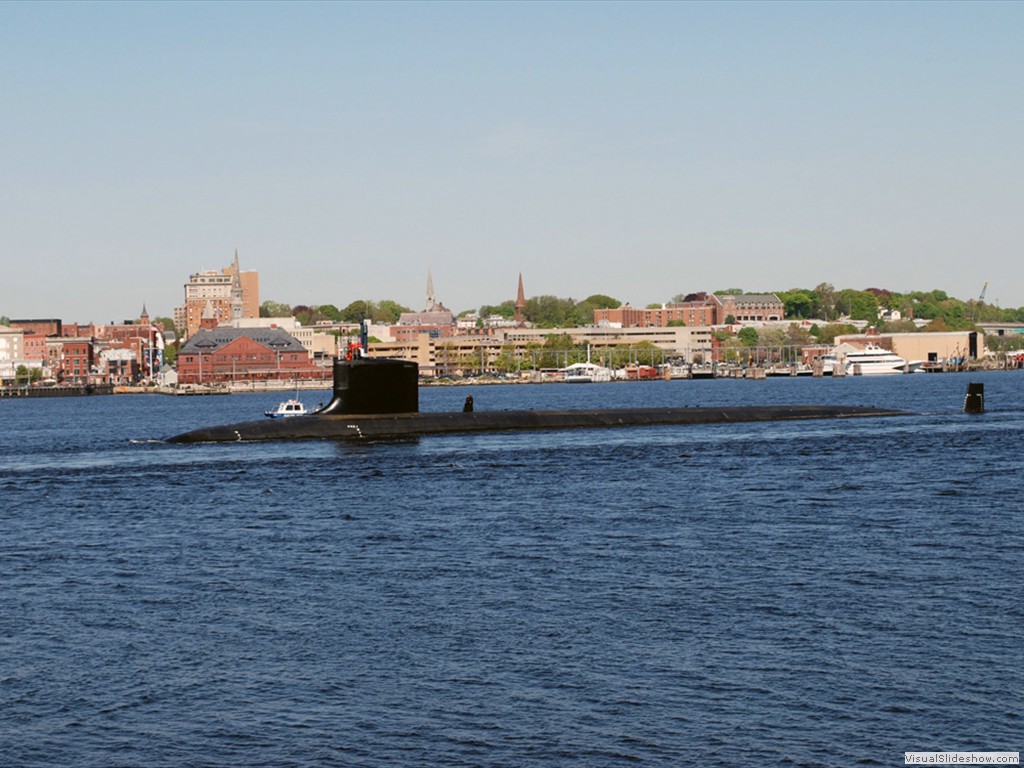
xmin=256 ymin=284 xmax=1021 ymax=332
xmin=478 ymin=294 xmax=620 ymax=328
xmin=259 ymin=294 xmax=622 ymax=329
xmin=259 ymin=299 xmax=412 ymax=325
xmin=774 ymin=284 xmax=1021 ymax=330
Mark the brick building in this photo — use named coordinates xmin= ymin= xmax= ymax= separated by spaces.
xmin=176 ymin=326 xmax=323 ymax=385
xmin=10 ymin=318 xmax=63 ymax=337
xmin=175 ymin=250 xmax=259 ymax=338
xmin=59 ymin=338 xmax=95 ymax=384
xmin=595 ymin=293 xmax=784 ymax=328
xmin=594 ymin=299 xmax=719 ymax=328
xmin=717 ymin=294 xmax=785 ymax=323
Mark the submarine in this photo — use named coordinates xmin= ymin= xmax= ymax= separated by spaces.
xmin=166 ymin=356 xmax=910 ymax=444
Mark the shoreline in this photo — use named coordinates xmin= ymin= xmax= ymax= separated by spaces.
xmin=1 ymin=364 xmax=1011 ymax=399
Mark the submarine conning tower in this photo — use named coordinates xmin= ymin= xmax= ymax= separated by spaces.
xmin=317 ymin=357 xmax=419 ymax=415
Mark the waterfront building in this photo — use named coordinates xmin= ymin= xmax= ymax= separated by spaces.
xmin=100 ymin=347 xmax=139 ymax=385
xmin=834 ymin=331 xmax=984 ymax=364
xmin=90 ymin=306 xmax=165 ymax=382
xmin=366 ymin=325 xmax=715 ymax=377
xmin=57 ymin=338 xmax=95 ymax=385
xmin=221 ymin=316 xmax=342 ymax=361
xmin=977 ymin=322 xmax=1024 ymax=338
xmin=0 ymin=325 xmax=27 ymax=382
xmin=176 ymin=323 xmax=323 ymax=385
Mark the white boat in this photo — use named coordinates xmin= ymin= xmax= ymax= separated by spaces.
xmin=824 ymin=343 xmax=922 ymax=375
xmin=265 ymin=398 xmax=308 ymax=418
xmin=561 ymin=361 xmax=613 ymax=383
xmin=560 ymin=346 xmax=613 ymax=383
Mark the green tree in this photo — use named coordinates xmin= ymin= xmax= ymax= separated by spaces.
xmin=493 ymin=344 xmax=524 ymax=374
xmin=153 ymin=316 xmax=178 ymax=338
xmin=902 ymin=290 xmax=972 ymax=329
xmin=737 ymin=327 xmax=759 ymax=346
xmin=569 ymin=294 xmax=620 ymax=326
xmin=317 ymin=304 xmax=342 ymax=322
xmin=260 ymin=300 xmax=292 ymax=318
xmin=524 ymin=296 xmax=576 ymax=328
xmin=15 ymin=365 xmax=41 ymax=383
xmin=293 ymin=305 xmax=316 ymax=325
xmin=479 ymin=301 xmax=516 ymax=319
xmin=811 ymin=322 xmax=858 ymax=344
xmin=540 ymin=333 xmax=579 ymax=367
xmin=340 ymin=300 xmax=376 ymax=323
xmin=1 ymin=315 xmax=10 ymax=326
xmin=782 ymin=323 xmax=815 ymax=347
xmin=814 ymin=283 xmax=837 ymax=320
xmin=776 ymin=289 xmax=818 ymax=319
xmin=878 ymin=318 xmax=918 ymax=334
xmin=865 ymin=287 xmax=894 ymax=310
xmin=582 ymin=294 xmax=619 ymax=309
xmin=376 ymin=299 xmax=411 ymax=324
xmin=834 ymin=289 xmax=879 ymax=322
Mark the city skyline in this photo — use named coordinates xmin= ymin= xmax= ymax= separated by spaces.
xmin=3 ymin=1 xmax=1022 ymax=321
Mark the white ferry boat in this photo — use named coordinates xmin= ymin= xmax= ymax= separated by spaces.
xmin=823 ymin=343 xmax=922 ymax=375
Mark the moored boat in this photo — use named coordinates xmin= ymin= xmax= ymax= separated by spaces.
xmin=561 ymin=361 xmax=613 ymax=383
xmin=823 ymin=343 xmax=922 ymax=375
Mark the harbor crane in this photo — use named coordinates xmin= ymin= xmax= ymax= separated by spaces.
xmin=972 ymin=281 xmax=989 ymax=322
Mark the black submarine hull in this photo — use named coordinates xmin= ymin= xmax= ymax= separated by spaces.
xmin=166 ymin=357 xmax=908 ymax=443
xmin=167 ymin=403 xmax=908 ymax=444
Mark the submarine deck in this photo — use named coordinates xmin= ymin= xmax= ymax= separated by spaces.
xmin=166 ymin=404 xmax=910 ymax=443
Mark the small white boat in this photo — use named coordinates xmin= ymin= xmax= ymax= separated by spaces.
xmin=265 ymin=398 xmax=308 ymax=418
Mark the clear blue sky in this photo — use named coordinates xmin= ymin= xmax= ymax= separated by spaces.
xmin=3 ymin=0 xmax=1022 ymax=322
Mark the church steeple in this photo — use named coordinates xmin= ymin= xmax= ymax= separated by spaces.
xmin=425 ymin=267 xmax=436 ymax=311
xmin=515 ymin=273 xmax=526 ymax=326
xmin=230 ymin=247 xmax=244 ymax=320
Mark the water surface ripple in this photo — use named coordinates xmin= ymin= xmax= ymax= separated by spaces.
xmin=1 ymin=373 xmax=1021 ymax=766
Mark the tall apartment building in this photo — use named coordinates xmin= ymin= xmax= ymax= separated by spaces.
xmin=174 ymin=249 xmax=259 ymax=338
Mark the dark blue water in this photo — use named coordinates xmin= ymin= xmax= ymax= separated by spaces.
xmin=2 ymin=374 xmax=1021 ymax=767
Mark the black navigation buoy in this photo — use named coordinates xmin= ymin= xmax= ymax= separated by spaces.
xmin=964 ymin=382 xmax=984 ymax=414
